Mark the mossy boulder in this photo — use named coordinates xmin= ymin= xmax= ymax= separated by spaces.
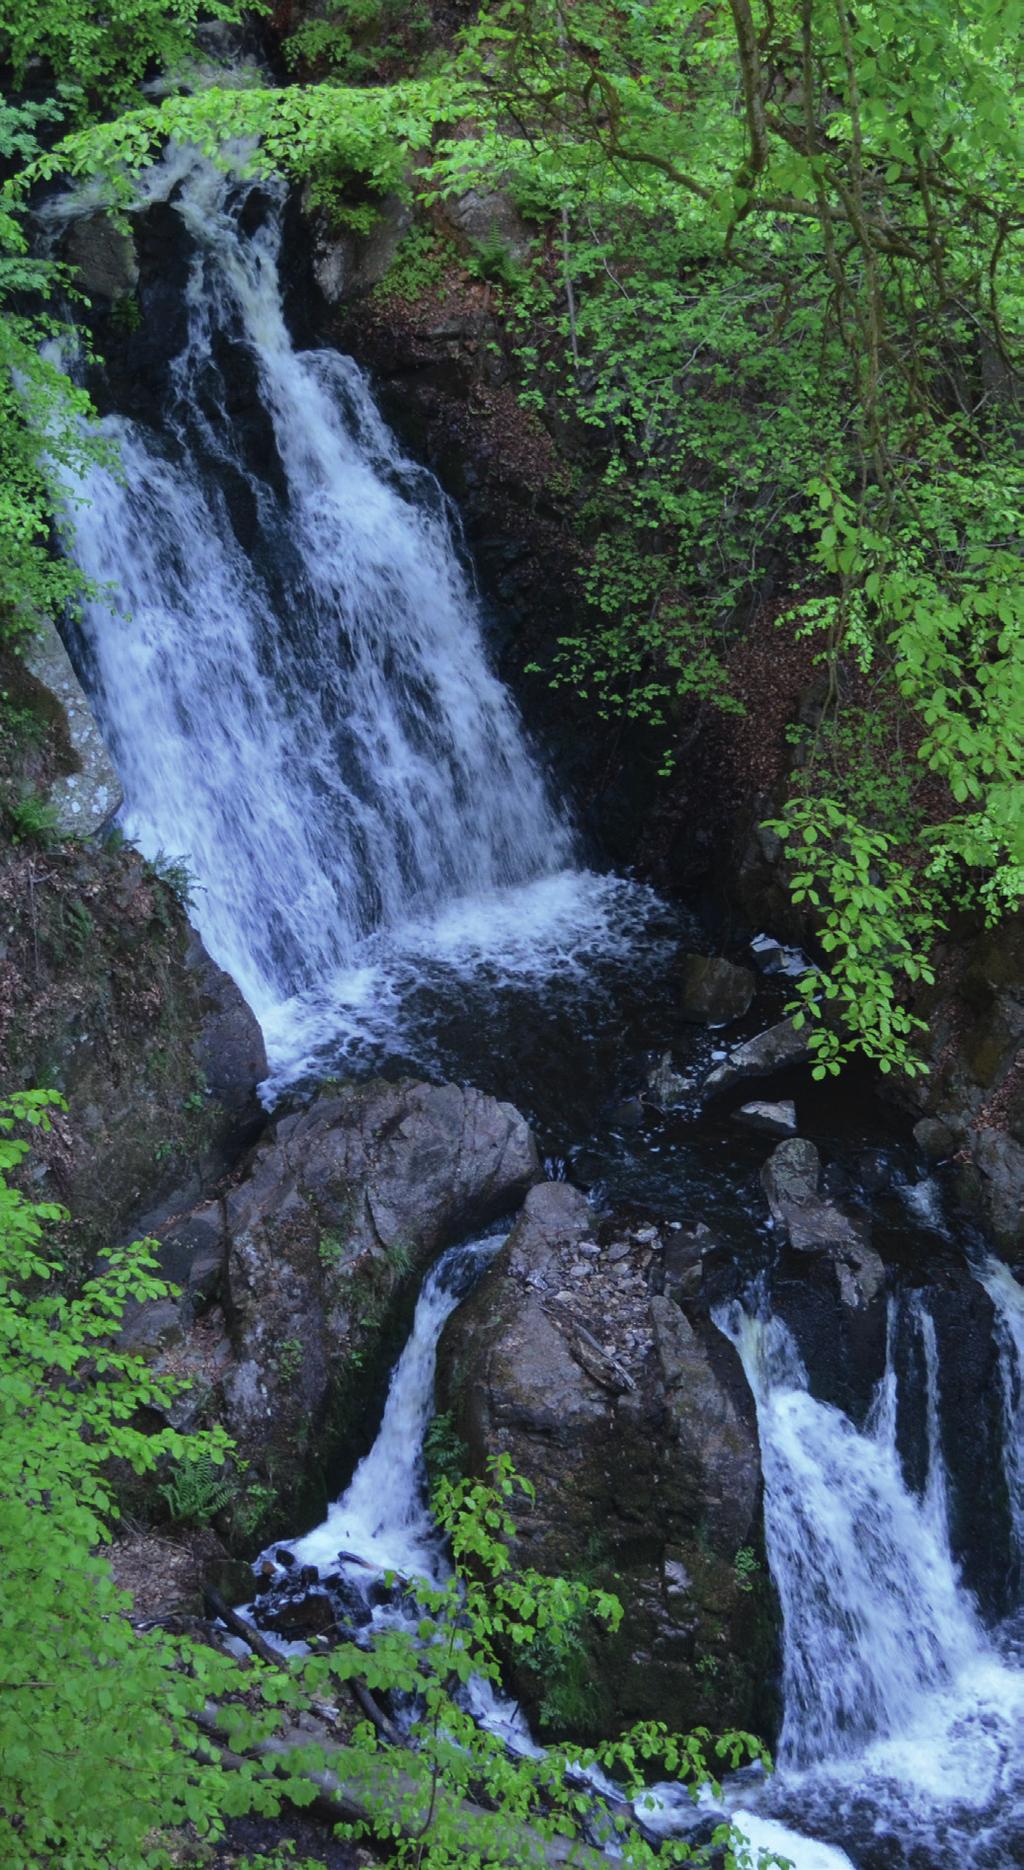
xmin=437 ymin=1182 xmax=778 ymax=1742
xmin=145 ymin=1079 xmax=540 ymax=1541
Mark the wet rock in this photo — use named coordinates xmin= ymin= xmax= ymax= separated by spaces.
xmin=761 ymin=1137 xmax=822 ymax=1219
xmin=438 ymin=1183 xmax=774 ymax=1740
xmin=64 ymin=211 xmax=139 ymax=302
xmin=678 ymin=954 xmax=755 ymax=1026
xmin=208 ymin=1079 xmax=540 ymax=1519
xmin=959 ymin=1127 xmax=1024 ymax=1257
xmin=659 ymin=1224 xmax=710 ymax=1304
xmin=644 ymin=1051 xmax=693 ymax=1107
xmin=649 ymin=1298 xmax=760 ymax=1551
xmin=704 ymin=1017 xmax=813 ymax=1093
xmin=761 ymin=1139 xmax=885 ymax=1311
xmin=185 ymin=929 xmax=267 ymax=1137
xmin=732 ymin=1099 xmax=797 ymax=1139
xmin=913 ymin=1116 xmax=955 ymax=1163
xmin=22 ymin=617 xmax=123 ymax=835
xmin=749 ymin=932 xmax=809 ymax=977
xmin=259 ymin=1588 xmax=336 ymax=1639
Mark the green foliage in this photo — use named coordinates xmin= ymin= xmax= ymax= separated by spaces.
xmin=0 ymin=1099 xmax=781 ymax=1869
xmin=422 ymin=1407 xmax=468 ymax=1489
xmin=284 ymin=0 xmax=433 ymax=85
xmin=277 ymin=1335 xmax=305 ymax=1384
xmin=465 ymin=226 xmax=531 ymax=291
xmin=318 ymin=1226 xmax=346 ymax=1269
xmin=0 ymin=1091 xmax=248 ymax=1870
xmin=159 ymin=1449 xmax=237 ymax=1525
xmin=4 ymin=786 xmax=61 ymax=845
xmin=0 ymin=279 xmax=113 ymax=651
xmin=765 ymin=797 xmax=941 ymax=1078
xmin=373 ymin=223 xmax=449 ymax=305
xmin=143 ymin=848 xmax=197 ymax=910
xmin=734 ymin=1548 xmax=761 ymax=1595
xmin=0 ymin=0 xmax=253 ymax=111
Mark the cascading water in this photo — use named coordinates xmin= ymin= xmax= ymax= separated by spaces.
xmin=708 ymin=1288 xmax=1024 ymax=1868
xmin=288 ymin=1233 xmax=501 ymax=1585
xmin=43 ymin=142 xmax=1024 ymax=1870
xmin=52 ymin=147 xmax=658 ymax=1094
xmin=977 ymin=1256 xmax=1024 ymax=1569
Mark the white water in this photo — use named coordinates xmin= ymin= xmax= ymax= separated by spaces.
xmin=53 ymin=148 xmax=658 ymax=1090
xmin=290 ymin=1234 xmax=500 ymax=1583
xmin=977 ymin=1256 xmax=1024 ymax=1567
xmin=710 ymin=1292 xmax=1024 ymax=1866
xmin=270 ymin=1235 xmax=554 ymax=1760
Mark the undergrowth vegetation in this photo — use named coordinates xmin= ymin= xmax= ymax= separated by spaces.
xmin=0 ymin=1094 xmax=780 ymax=1870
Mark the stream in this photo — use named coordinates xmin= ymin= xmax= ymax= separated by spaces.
xmin=52 ymin=151 xmax=1024 ymax=1869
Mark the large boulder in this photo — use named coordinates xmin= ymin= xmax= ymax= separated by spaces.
xmin=677 ymin=953 xmax=755 ymax=1026
xmin=438 ymin=1182 xmax=775 ymax=1741
xmin=761 ymin=1138 xmax=885 ymax=1313
xmin=154 ymin=1080 xmax=540 ymax=1532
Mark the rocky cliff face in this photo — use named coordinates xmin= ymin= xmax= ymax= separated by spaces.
xmin=438 ymin=1181 xmax=778 ymax=1740
xmin=132 ymin=1078 xmax=541 ymax=1540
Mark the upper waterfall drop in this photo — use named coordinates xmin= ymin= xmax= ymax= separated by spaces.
xmin=54 ymin=150 xmax=641 ymax=1084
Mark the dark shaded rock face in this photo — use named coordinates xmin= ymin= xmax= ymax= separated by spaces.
xmin=437 ymin=1181 xmax=777 ymax=1742
xmin=0 ymin=837 xmax=265 ymax=1269
xmin=144 ymin=1079 xmax=540 ymax=1533
xmin=185 ymin=931 xmax=268 ymax=1136
xmin=677 ymin=953 xmax=755 ymax=1026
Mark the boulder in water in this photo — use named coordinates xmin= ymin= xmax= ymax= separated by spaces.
xmin=732 ymin=1099 xmax=797 ymax=1139
xmin=644 ymin=1052 xmax=694 ymax=1107
xmin=705 ymin=1017 xmax=813 ymax=1093
xmin=677 ymin=953 xmax=755 ymax=1026
xmin=761 ymin=1138 xmax=885 ymax=1311
xmin=437 ymin=1181 xmax=775 ymax=1741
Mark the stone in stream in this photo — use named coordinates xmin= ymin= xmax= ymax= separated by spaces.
xmin=761 ymin=1137 xmax=885 ymax=1311
xmin=732 ymin=1099 xmax=797 ymax=1139
xmin=437 ymin=1180 xmax=775 ymax=1741
xmin=704 ymin=1016 xmax=813 ymax=1093
xmin=644 ymin=1051 xmax=694 ymax=1107
xmin=677 ymin=953 xmax=756 ymax=1026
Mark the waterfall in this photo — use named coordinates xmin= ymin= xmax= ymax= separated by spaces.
xmin=976 ymin=1257 xmax=1024 ymax=1568
xmin=288 ymin=1233 xmax=501 ymax=1583
xmin=719 ymin=1299 xmax=981 ymax=1771
xmin=52 ymin=148 xmax=648 ymax=1089
xmin=715 ymin=1289 xmax=1024 ymax=1868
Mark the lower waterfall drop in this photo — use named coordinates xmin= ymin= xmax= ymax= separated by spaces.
xmin=714 ymin=1291 xmax=1024 ymax=1868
